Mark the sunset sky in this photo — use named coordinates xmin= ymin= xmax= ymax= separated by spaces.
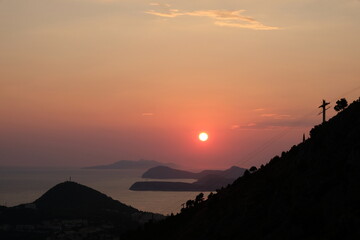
xmin=1 ymin=0 xmax=360 ymax=169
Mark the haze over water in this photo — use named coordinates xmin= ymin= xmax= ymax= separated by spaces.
xmin=0 ymin=167 xmax=201 ymax=215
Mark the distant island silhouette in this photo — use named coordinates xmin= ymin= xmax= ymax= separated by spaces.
xmin=130 ymin=166 xmax=246 ymax=191
xmin=141 ymin=165 xmax=246 ymax=179
xmin=124 ymin=98 xmax=360 ymax=240
xmin=84 ymin=159 xmax=176 ymax=169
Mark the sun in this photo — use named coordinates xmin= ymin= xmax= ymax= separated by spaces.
xmin=198 ymin=132 xmax=209 ymax=142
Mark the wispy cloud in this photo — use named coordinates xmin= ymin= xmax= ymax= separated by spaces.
xmin=146 ymin=4 xmax=279 ymax=30
xmin=261 ymin=113 xmax=292 ymax=119
xmin=230 ymin=124 xmax=240 ymax=130
xmin=149 ymin=2 xmax=170 ymax=7
xmin=236 ymin=118 xmax=314 ymax=130
xmin=232 ymin=111 xmax=306 ymax=130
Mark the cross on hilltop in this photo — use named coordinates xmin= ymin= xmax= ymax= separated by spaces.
xmin=319 ymin=99 xmax=330 ymax=123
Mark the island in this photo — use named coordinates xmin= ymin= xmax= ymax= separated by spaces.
xmin=141 ymin=166 xmax=246 ymax=179
xmin=130 ymin=166 xmax=246 ymax=191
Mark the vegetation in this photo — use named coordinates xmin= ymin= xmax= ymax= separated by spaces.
xmin=334 ymin=98 xmax=348 ymax=112
xmin=249 ymin=166 xmax=257 ymax=172
xmin=124 ymin=98 xmax=360 ymax=240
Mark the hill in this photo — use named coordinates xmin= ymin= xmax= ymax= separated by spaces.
xmin=142 ymin=166 xmax=197 ymax=179
xmin=197 ymin=166 xmax=246 ymax=179
xmin=130 ymin=174 xmax=237 ymax=191
xmin=34 ymin=181 xmax=137 ymax=218
xmin=131 ymin=166 xmax=246 ymax=191
xmin=141 ymin=166 xmax=246 ymax=179
xmin=84 ymin=159 xmax=176 ymax=169
xmin=124 ymin=99 xmax=360 ymax=240
xmin=0 ymin=182 xmax=163 ymax=240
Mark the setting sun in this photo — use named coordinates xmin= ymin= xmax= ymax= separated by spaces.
xmin=199 ymin=132 xmax=209 ymax=142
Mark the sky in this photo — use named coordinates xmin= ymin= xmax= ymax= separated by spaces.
xmin=1 ymin=0 xmax=360 ymax=169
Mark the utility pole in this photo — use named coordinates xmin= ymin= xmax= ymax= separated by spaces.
xmin=319 ymin=99 xmax=330 ymax=123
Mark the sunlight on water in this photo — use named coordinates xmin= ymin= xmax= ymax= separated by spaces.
xmin=0 ymin=168 xmax=207 ymax=215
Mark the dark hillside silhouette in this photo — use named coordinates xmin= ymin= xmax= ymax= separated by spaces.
xmin=0 ymin=182 xmax=163 ymax=240
xmin=124 ymin=98 xmax=360 ymax=240
xmin=34 ymin=181 xmax=137 ymax=218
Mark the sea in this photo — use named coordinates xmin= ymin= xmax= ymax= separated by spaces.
xmin=0 ymin=167 xmax=205 ymax=215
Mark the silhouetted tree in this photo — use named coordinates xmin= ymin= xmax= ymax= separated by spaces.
xmin=195 ymin=193 xmax=204 ymax=204
xmin=207 ymin=192 xmax=214 ymax=199
xmin=249 ymin=166 xmax=257 ymax=172
xmin=243 ymin=170 xmax=250 ymax=177
xmin=334 ymin=98 xmax=348 ymax=112
xmin=181 ymin=203 xmax=185 ymax=211
xmin=186 ymin=200 xmax=194 ymax=209
xmin=215 ymin=187 xmax=225 ymax=194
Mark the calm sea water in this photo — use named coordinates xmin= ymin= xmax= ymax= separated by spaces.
xmin=0 ymin=167 xmax=204 ymax=215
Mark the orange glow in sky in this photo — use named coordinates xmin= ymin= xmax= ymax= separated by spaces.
xmin=1 ymin=0 xmax=360 ymax=169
